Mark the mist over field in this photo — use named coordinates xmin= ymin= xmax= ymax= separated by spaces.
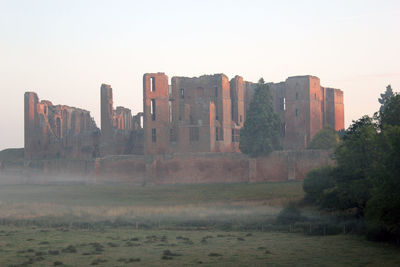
xmin=0 ymin=179 xmax=398 ymax=266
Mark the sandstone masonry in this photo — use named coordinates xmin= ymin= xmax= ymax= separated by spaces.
xmin=24 ymin=73 xmax=344 ymax=159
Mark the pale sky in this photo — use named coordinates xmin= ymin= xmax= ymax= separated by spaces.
xmin=0 ymin=0 xmax=399 ymax=150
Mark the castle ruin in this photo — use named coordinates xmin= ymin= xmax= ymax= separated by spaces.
xmin=24 ymin=73 xmax=344 ymax=159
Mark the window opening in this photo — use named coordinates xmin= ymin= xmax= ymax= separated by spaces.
xmin=150 ymin=77 xmax=155 ymax=92
xmin=170 ymin=128 xmax=177 ymax=142
xmin=216 ymin=127 xmax=224 ymax=141
xmin=189 ymin=127 xmax=199 ymax=142
xmin=151 ymin=99 xmax=156 ymax=121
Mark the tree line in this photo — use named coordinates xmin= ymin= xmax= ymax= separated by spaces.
xmin=303 ymin=85 xmax=400 ymax=243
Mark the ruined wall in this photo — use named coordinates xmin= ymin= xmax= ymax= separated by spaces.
xmin=6 ymin=150 xmax=333 ymax=184
xmin=143 ymin=73 xmax=171 ymax=154
xmin=150 ymin=153 xmax=249 ymax=184
xmin=251 ymin=150 xmax=332 ymax=182
xmin=230 ymin=76 xmax=245 ymax=128
xmin=24 ymin=92 xmax=99 ymax=160
xmin=219 ymin=74 xmax=233 ymax=151
xmin=24 ymin=73 xmax=344 ymax=161
xmin=308 ymin=76 xmax=323 ymax=142
xmin=284 ymin=76 xmax=309 ymax=149
xmin=94 ymin=155 xmax=147 ymax=184
xmin=170 ymin=75 xmax=217 ymax=153
xmin=323 ymin=87 xmax=344 ymax=131
xmin=152 ymin=73 xmax=344 ymax=153
xmin=100 ymin=84 xmax=143 ymax=156
xmin=272 ymin=75 xmax=343 ymax=150
xmin=24 ymin=92 xmax=39 ymax=159
xmin=100 ymin=84 xmax=114 ymax=141
xmin=167 ymin=74 xmax=239 ymax=154
xmin=333 ymin=89 xmax=345 ymax=131
xmin=103 ymin=150 xmax=333 ymax=184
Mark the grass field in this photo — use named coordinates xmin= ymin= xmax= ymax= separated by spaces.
xmin=1 ymin=226 xmax=400 ymax=266
xmin=0 ymin=181 xmax=399 ymax=266
xmin=0 ymin=182 xmax=303 ymax=228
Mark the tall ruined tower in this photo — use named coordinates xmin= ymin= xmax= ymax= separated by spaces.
xmin=284 ymin=76 xmax=323 ymax=149
xmin=217 ymin=74 xmax=233 ymax=150
xmin=143 ymin=73 xmax=170 ymax=154
xmin=100 ymin=84 xmax=113 ymax=141
xmin=324 ymin=88 xmax=344 ymax=131
xmin=230 ymin=75 xmax=245 ymax=127
xmin=24 ymin=92 xmax=39 ymax=159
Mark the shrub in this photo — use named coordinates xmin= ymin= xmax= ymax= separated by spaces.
xmin=303 ymin=166 xmax=335 ymax=204
xmin=276 ymin=203 xmax=304 ymax=225
xmin=307 ymin=126 xmax=339 ymax=150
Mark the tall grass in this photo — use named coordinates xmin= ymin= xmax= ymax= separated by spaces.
xmin=0 ymin=182 xmax=303 ymax=230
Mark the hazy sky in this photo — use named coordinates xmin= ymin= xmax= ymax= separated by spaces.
xmin=0 ymin=0 xmax=399 ymax=150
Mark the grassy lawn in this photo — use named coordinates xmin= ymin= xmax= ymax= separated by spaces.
xmin=0 ymin=182 xmax=304 ymax=206
xmin=0 ymin=226 xmax=399 ymax=267
xmin=0 ymin=182 xmax=303 ymax=227
xmin=0 ymin=182 xmax=399 ymax=266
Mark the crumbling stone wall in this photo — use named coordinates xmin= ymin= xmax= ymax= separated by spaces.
xmin=324 ymin=88 xmax=344 ymax=131
xmin=169 ymin=74 xmax=236 ymax=153
xmin=143 ymin=73 xmax=344 ymax=154
xmin=100 ymin=84 xmax=143 ymax=156
xmin=24 ymin=92 xmax=99 ymax=160
xmin=3 ymin=150 xmax=333 ymax=184
xmin=24 ymin=73 xmax=344 ymax=160
xmin=245 ymin=75 xmax=344 ymax=150
xmin=143 ymin=73 xmax=171 ymax=154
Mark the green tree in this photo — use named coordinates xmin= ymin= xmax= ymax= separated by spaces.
xmin=239 ymin=78 xmax=281 ymax=157
xmin=334 ymin=116 xmax=378 ymax=183
xmin=303 ymin=88 xmax=400 ymax=243
xmin=307 ymin=126 xmax=339 ymax=150
xmin=304 ymin=117 xmax=378 ymax=214
xmin=365 ymin=116 xmax=400 ymax=242
xmin=379 ymin=93 xmax=400 ymax=128
xmin=378 ymin=85 xmax=394 ymax=113
xmin=325 ymin=116 xmax=378 ymax=213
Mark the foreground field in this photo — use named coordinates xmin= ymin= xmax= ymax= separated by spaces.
xmin=1 ymin=226 xmax=400 ymax=267
xmin=0 ymin=182 xmax=399 ymax=266
xmin=0 ymin=182 xmax=303 ymax=228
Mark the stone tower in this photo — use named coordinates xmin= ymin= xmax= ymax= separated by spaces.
xmin=24 ymin=92 xmax=39 ymax=159
xmin=100 ymin=84 xmax=113 ymax=141
xmin=143 ymin=73 xmax=170 ymax=154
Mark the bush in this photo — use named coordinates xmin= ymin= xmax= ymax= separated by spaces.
xmin=303 ymin=166 xmax=335 ymax=204
xmin=307 ymin=126 xmax=339 ymax=150
xmin=276 ymin=204 xmax=304 ymax=225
